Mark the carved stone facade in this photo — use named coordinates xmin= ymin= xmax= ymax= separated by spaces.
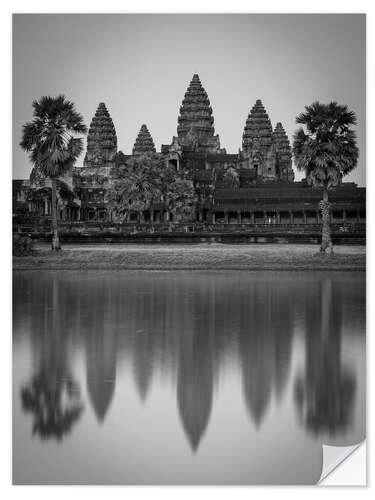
xmin=14 ymin=74 xmax=365 ymax=226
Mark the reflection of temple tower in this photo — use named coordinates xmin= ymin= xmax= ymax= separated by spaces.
xmin=86 ymin=330 xmax=117 ymax=422
xmin=131 ymin=283 xmax=160 ymax=403
xmin=239 ymin=286 xmax=273 ymax=427
xmin=177 ymin=340 xmax=213 ymax=451
xmin=239 ymin=280 xmax=294 ymax=427
xmin=132 ymin=330 xmax=154 ymax=402
xmin=177 ymin=290 xmax=214 ymax=451
xmin=241 ymin=340 xmax=273 ymax=426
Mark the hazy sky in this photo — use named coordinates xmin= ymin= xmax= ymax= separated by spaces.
xmin=13 ymin=14 xmax=365 ymax=185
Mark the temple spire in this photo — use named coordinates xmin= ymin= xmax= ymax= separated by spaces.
xmin=84 ymin=102 xmax=117 ymax=168
xmin=273 ymin=122 xmax=294 ymax=182
xmin=177 ymin=74 xmax=215 ymax=143
xmin=132 ymin=124 xmax=156 ymax=155
xmin=242 ymin=99 xmax=273 ymax=155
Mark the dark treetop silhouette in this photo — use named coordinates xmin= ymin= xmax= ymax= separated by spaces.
xmin=293 ymin=101 xmax=359 ymax=253
xmin=20 ymin=95 xmax=87 ymax=250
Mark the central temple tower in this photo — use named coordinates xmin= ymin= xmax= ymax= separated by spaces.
xmin=175 ymin=74 xmax=223 ymax=154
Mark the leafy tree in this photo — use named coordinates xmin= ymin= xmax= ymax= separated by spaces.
xmin=107 ymin=153 xmax=162 ymax=222
xmin=223 ymin=166 xmax=240 ymax=188
xmin=155 ymin=161 xmax=196 ymax=222
xmin=108 ymin=153 xmax=196 ymax=223
xmin=293 ymin=102 xmax=358 ymax=253
xmin=20 ymin=95 xmax=87 ymax=250
xmin=167 ymin=177 xmax=196 ymax=222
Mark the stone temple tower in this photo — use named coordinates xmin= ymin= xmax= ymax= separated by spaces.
xmin=132 ymin=124 xmax=156 ymax=155
xmin=273 ymin=122 xmax=294 ymax=182
xmin=241 ymin=99 xmax=292 ymax=183
xmin=242 ymin=99 xmax=273 ymax=158
xmin=84 ymin=102 xmax=117 ymax=171
xmin=176 ymin=74 xmax=223 ymax=154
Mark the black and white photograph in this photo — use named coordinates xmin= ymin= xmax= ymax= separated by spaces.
xmin=11 ymin=12 xmax=366 ymax=485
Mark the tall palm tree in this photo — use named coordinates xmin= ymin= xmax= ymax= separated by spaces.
xmin=20 ymin=95 xmax=87 ymax=250
xmin=293 ymin=102 xmax=359 ymax=253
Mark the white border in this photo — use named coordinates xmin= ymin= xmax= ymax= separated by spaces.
xmin=1 ymin=0 xmax=372 ymax=497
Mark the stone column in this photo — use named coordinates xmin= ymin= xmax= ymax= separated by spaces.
xmin=290 ymin=211 xmax=294 ymax=225
xmin=303 ymin=211 xmax=307 ymax=225
xmin=212 ymin=212 xmax=216 ymax=224
xmin=237 ymin=211 xmax=242 ymax=224
xmin=263 ymin=211 xmax=267 ymax=224
xmin=165 ymin=210 xmax=170 ymax=222
xmin=44 ymin=198 xmax=48 ymax=215
xmin=225 ymin=212 xmax=229 ymax=224
xmin=316 ymin=211 xmax=320 ymax=224
xmin=250 ymin=212 xmax=255 ymax=225
xmin=277 ymin=211 xmax=281 ymax=224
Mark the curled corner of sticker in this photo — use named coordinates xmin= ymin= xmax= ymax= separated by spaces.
xmin=318 ymin=441 xmax=365 ymax=484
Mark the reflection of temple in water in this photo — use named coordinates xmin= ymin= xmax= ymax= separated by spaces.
xmin=16 ymin=273 xmax=84 ymax=440
xmin=84 ymin=283 xmax=118 ymax=422
xmin=239 ymin=279 xmax=294 ymax=426
xmin=86 ymin=331 xmax=117 ymax=422
xmin=176 ymin=285 xmax=214 ymax=451
xmin=294 ymin=277 xmax=356 ymax=437
xmin=15 ymin=270 xmax=363 ymax=453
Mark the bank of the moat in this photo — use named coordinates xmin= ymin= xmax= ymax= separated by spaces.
xmin=13 ymin=244 xmax=366 ymax=271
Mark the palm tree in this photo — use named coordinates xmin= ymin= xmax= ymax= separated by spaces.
xmin=293 ymin=102 xmax=358 ymax=253
xmin=20 ymin=95 xmax=87 ymax=250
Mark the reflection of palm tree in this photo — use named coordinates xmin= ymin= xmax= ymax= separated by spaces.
xmin=21 ymin=370 xmax=83 ymax=441
xmin=294 ymin=278 xmax=356 ymax=436
xmin=20 ymin=275 xmax=83 ymax=440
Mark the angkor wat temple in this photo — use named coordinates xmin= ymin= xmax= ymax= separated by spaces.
xmin=13 ymin=74 xmax=365 ymax=228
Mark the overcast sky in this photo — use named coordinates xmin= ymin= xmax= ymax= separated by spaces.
xmin=13 ymin=14 xmax=365 ymax=186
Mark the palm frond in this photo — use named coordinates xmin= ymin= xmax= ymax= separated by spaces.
xmin=292 ymin=101 xmax=358 ymax=188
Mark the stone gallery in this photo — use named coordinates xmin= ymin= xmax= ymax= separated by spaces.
xmin=13 ymin=74 xmax=365 ymax=228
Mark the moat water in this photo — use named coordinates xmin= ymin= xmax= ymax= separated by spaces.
xmin=13 ymin=270 xmax=365 ymax=484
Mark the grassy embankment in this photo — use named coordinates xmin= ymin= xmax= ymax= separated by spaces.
xmin=13 ymin=244 xmax=366 ymax=271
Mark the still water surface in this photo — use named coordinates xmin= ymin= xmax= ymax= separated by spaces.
xmin=13 ymin=271 xmax=365 ymax=484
